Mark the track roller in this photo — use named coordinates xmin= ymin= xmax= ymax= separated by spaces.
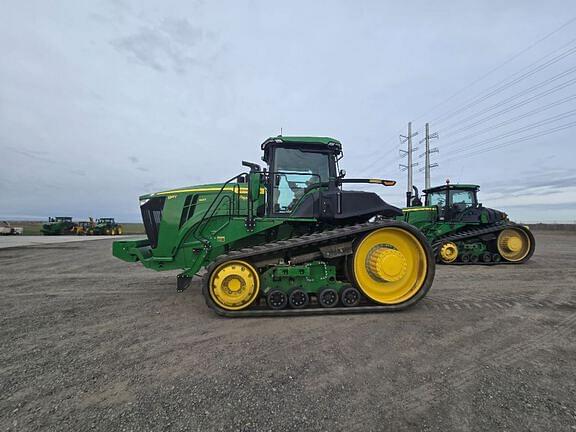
xmin=318 ymin=288 xmax=339 ymax=308
xmin=341 ymin=287 xmax=361 ymax=307
xmin=267 ymin=289 xmax=288 ymax=310
xmin=288 ymin=288 xmax=309 ymax=309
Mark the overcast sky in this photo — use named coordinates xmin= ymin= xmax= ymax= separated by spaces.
xmin=1 ymin=0 xmax=576 ymax=222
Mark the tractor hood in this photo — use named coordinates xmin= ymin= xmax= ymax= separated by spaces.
xmin=139 ymin=183 xmax=235 ymax=201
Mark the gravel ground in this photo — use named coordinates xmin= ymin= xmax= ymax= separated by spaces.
xmin=0 ymin=235 xmax=139 ymax=249
xmin=1 ymin=231 xmax=575 ymax=431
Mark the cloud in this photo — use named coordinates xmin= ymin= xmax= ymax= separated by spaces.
xmin=110 ymin=18 xmax=204 ymax=74
xmin=6 ymin=146 xmax=61 ymax=166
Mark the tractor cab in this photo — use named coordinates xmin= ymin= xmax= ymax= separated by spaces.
xmin=49 ymin=216 xmax=73 ymax=223
xmin=402 ymin=181 xmax=507 ymax=228
xmin=260 ymin=136 xmax=340 ymax=216
xmin=256 ymin=136 xmax=400 ymax=221
xmin=424 ymin=183 xmax=480 ymax=221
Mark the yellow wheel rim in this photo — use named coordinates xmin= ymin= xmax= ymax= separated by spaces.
xmin=209 ymin=260 xmax=260 ymax=311
xmin=497 ymin=228 xmax=531 ymax=262
xmin=353 ymin=227 xmax=428 ymax=304
xmin=440 ymin=242 xmax=458 ymax=263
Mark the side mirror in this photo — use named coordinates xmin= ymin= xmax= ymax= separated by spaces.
xmin=242 ymin=160 xmax=261 ymax=172
xmin=275 ymin=174 xmax=282 ymax=187
xmin=339 ymin=169 xmax=346 ymax=178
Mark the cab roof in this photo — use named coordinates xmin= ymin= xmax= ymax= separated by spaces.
xmin=424 ymin=184 xmax=480 ymax=194
xmin=261 ymin=136 xmax=342 ymax=163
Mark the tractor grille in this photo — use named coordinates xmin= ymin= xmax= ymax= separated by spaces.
xmin=140 ymin=197 xmax=166 ymax=249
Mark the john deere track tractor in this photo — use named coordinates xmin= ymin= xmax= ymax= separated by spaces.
xmin=113 ymin=136 xmax=435 ymax=317
xmin=398 ymin=182 xmax=535 ymax=265
xmin=41 ymin=217 xmax=76 ymax=235
xmin=87 ymin=218 xmax=123 ymax=235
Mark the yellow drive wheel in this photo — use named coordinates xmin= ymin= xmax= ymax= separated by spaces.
xmin=208 ymin=260 xmax=260 ymax=311
xmin=439 ymin=242 xmax=459 ymax=263
xmin=497 ymin=228 xmax=531 ymax=262
xmin=352 ymin=227 xmax=428 ymax=305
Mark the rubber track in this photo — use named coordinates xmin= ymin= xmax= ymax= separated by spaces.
xmin=201 ymin=220 xmax=435 ymax=317
xmin=431 ymin=222 xmax=535 ymax=266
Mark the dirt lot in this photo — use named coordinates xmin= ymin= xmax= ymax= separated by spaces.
xmin=1 ymin=231 xmax=575 ymax=431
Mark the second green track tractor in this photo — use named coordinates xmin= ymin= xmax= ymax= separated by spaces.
xmin=113 ymin=136 xmax=435 ymax=317
xmin=398 ymin=182 xmax=535 ymax=265
xmin=41 ymin=217 xmax=76 ymax=235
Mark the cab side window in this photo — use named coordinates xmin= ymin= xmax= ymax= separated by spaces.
xmin=272 ymin=148 xmax=329 ymax=214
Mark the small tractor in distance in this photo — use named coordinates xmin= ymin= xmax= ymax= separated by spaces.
xmin=41 ymin=217 xmax=77 ymax=235
xmin=398 ymin=181 xmax=535 ymax=265
xmin=87 ymin=218 xmax=123 ymax=236
xmin=113 ymin=136 xmax=435 ymax=317
xmin=72 ymin=221 xmax=95 ymax=235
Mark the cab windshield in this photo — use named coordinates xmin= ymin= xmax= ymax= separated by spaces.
xmin=451 ymin=190 xmax=476 ymax=207
xmin=426 ymin=190 xmax=476 ymax=208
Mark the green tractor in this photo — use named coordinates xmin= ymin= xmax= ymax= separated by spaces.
xmin=41 ymin=217 xmax=77 ymax=235
xmin=113 ymin=136 xmax=435 ymax=317
xmin=398 ymin=181 xmax=535 ymax=265
xmin=87 ymin=218 xmax=123 ymax=236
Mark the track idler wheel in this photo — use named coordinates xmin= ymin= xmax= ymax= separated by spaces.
xmin=481 ymin=252 xmax=492 ymax=263
xmin=288 ymin=288 xmax=309 ymax=309
xmin=461 ymin=254 xmax=471 ymax=263
xmin=318 ymin=288 xmax=339 ymax=308
xmin=341 ymin=287 xmax=361 ymax=307
xmin=497 ymin=228 xmax=533 ymax=262
xmin=439 ymin=242 xmax=458 ymax=263
xmin=267 ymin=289 xmax=288 ymax=310
xmin=350 ymin=226 xmax=431 ymax=306
xmin=470 ymin=254 xmax=479 ymax=264
xmin=207 ymin=260 xmax=260 ymax=311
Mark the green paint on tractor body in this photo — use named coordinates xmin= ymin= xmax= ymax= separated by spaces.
xmin=113 ymin=136 xmax=348 ymax=279
xmin=113 ymin=135 xmax=416 ymax=294
xmin=397 ymin=183 xmax=511 ymax=260
xmin=87 ymin=218 xmax=123 ymax=236
xmin=260 ymin=261 xmax=344 ymax=296
xmin=41 ymin=217 xmax=76 ymax=235
xmin=113 ymin=180 xmax=316 ymax=276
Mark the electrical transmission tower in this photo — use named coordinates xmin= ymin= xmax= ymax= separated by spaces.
xmin=419 ymin=123 xmax=439 ymax=189
xmin=399 ymin=122 xmax=419 ymax=206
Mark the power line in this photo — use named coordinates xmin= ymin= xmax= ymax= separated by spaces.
xmin=413 ymin=16 xmax=576 ymax=122
xmin=443 ymin=120 xmax=576 ymax=162
xmin=440 ymin=94 xmax=576 ymax=147
xmin=432 ymin=42 xmax=576 ymax=126
xmin=440 ymin=73 xmax=576 ymax=136
xmin=444 ymin=109 xmax=576 ymax=154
